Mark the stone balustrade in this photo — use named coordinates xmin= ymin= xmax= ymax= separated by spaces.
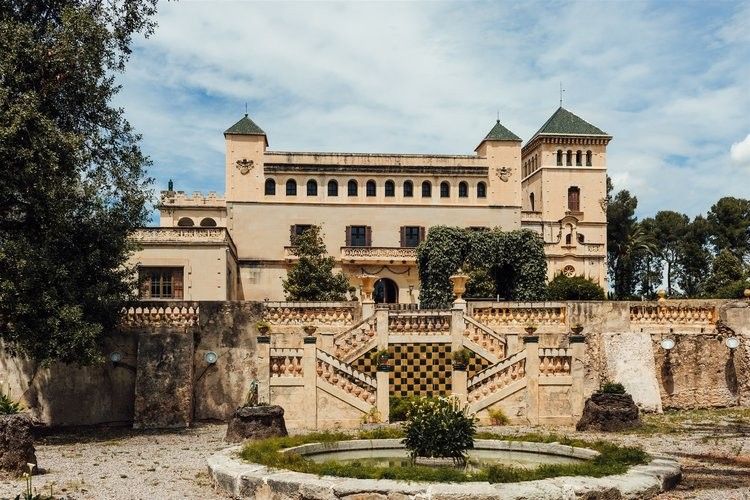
xmin=132 ymin=227 xmax=231 ymax=244
xmin=462 ymin=316 xmax=506 ymax=359
xmin=340 ymin=246 xmax=417 ymax=263
xmin=121 ymin=303 xmax=200 ymax=328
xmin=539 ymin=348 xmax=572 ymax=376
xmin=262 ymin=302 xmax=356 ymax=326
xmin=316 ymin=350 xmax=376 ymax=404
xmin=270 ymin=348 xmax=304 ymax=378
xmin=333 ymin=316 xmax=377 ymax=359
xmin=388 ymin=311 xmax=451 ymax=334
xmin=630 ymin=304 xmax=716 ymax=325
xmin=159 ymin=190 xmax=226 ymax=206
xmin=468 ymin=351 xmax=527 ymax=402
xmin=470 ymin=306 xmax=566 ymax=327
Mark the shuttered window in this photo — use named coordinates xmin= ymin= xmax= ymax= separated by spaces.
xmin=346 ymin=225 xmax=371 ymax=247
xmin=400 ymin=226 xmax=425 ymax=247
xmin=139 ymin=267 xmax=184 ymax=299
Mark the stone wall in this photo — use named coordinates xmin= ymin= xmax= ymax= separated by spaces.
xmin=0 ymin=299 xmax=748 ymax=429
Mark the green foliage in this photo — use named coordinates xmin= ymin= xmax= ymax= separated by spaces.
xmin=282 ymin=225 xmax=350 ymax=301
xmin=417 ymin=227 xmax=547 ymax=308
xmin=0 ymin=1 xmax=157 ymax=363
xmin=452 ymin=348 xmax=472 ymax=366
xmin=600 ymin=381 xmax=626 ymax=394
xmin=402 ymin=396 xmax=476 ymax=463
xmin=487 ymin=408 xmax=509 ymax=425
xmin=371 ymin=349 xmax=389 ymax=364
xmin=240 ymin=430 xmax=648 ymax=484
xmin=707 ymin=197 xmax=750 ymax=263
xmin=547 ymin=274 xmax=606 ymax=300
xmin=703 ymin=249 xmax=747 ymax=298
xmin=0 ymin=392 xmax=22 ymax=415
xmin=389 ymin=395 xmax=420 ymax=422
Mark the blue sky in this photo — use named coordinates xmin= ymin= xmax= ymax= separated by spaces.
xmin=116 ymin=0 xmax=750 ymax=224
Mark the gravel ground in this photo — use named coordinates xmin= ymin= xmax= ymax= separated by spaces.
xmin=0 ymin=410 xmax=749 ymax=499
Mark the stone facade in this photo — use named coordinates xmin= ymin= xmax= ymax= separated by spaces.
xmin=130 ymin=106 xmax=609 ymax=303
xmin=0 ymin=298 xmax=747 ymax=429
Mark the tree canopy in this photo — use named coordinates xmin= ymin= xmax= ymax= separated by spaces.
xmin=0 ymin=1 xmax=157 ymax=364
xmin=282 ymin=225 xmax=351 ymax=301
xmin=417 ymin=227 xmax=547 ymax=308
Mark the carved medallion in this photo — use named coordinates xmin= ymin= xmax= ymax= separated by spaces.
xmin=497 ymin=166 xmax=512 ymax=182
xmin=563 ymin=265 xmax=576 ymax=277
xmin=236 ymin=158 xmax=254 ymax=175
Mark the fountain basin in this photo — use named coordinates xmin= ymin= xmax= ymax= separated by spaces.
xmin=208 ymin=438 xmax=681 ymax=499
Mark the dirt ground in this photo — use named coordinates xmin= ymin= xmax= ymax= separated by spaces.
xmin=0 ymin=408 xmax=749 ymax=499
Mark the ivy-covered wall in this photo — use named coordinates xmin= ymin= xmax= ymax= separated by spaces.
xmin=417 ymin=227 xmax=548 ymax=308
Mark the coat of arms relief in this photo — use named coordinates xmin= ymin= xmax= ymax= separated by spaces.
xmin=236 ymin=158 xmax=254 ymax=175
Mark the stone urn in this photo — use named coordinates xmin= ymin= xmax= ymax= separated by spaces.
xmin=744 ymin=288 xmax=750 ymax=300
xmin=524 ymin=325 xmax=537 ymax=336
xmin=571 ymin=324 xmax=584 ymax=335
xmin=0 ymin=413 xmax=37 ymax=475
xmin=359 ymin=274 xmax=378 ymax=301
xmin=576 ymin=392 xmax=641 ymax=432
xmin=225 ymin=405 xmax=288 ymax=443
xmin=657 ymin=289 xmax=667 ymax=306
xmin=449 ymin=271 xmax=469 ymax=301
xmin=303 ymin=325 xmax=317 ymax=336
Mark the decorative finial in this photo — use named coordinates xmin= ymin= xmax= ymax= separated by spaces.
xmin=496 ymin=109 xmax=500 ymax=123
xmin=244 ymin=102 xmax=248 ymax=116
xmin=167 ymin=179 xmax=174 ymax=191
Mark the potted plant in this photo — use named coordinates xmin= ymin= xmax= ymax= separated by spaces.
xmin=452 ymin=348 xmax=471 ymax=370
xmin=255 ymin=320 xmax=271 ymax=335
xmin=303 ymin=324 xmax=317 ymax=336
xmin=571 ymin=322 xmax=584 ymax=335
xmin=524 ymin=322 xmax=537 ymax=335
xmin=371 ymin=349 xmax=390 ymax=371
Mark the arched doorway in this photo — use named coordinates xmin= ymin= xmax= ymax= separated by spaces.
xmin=373 ymin=278 xmax=398 ymax=304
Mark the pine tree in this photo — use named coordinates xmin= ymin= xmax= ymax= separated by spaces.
xmin=282 ymin=226 xmax=350 ymax=301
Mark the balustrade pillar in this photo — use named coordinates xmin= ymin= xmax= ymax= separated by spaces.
xmin=375 ymin=307 xmax=389 ymax=349
xmin=256 ymin=335 xmax=271 ymax=405
xmin=523 ymin=336 xmax=540 ymax=425
xmin=452 ymin=369 xmax=467 ymax=405
xmin=377 ymin=370 xmax=389 ymax=422
xmin=302 ymin=336 xmax=318 ymax=429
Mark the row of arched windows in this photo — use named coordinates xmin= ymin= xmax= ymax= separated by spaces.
xmin=176 ymin=217 xmax=217 ymax=227
xmin=557 ymin=149 xmax=593 ymax=167
xmin=265 ymin=179 xmax=487 ymax=199
xmin=522 ymin=154 xmax=540 ymax=178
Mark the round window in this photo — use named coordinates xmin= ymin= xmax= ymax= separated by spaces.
xmin=563 ymin=265 xmax=576 ymax=277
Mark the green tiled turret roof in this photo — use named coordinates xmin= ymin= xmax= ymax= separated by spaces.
xmin=483 ymin=119 xmax=522 ymax=142
xmin=224 ymin=114 xmax=266 ymax=135
xmin=534 ymin=107 xmax=608 ymax=136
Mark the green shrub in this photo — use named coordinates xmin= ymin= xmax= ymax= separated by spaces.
xmin=452 ymin=348 xmax=472 ymax=366
xmin=389 ymin=395 xmax=423 ymax=422
xmin=547 ymin=274 xmax=606 ymax=301
xmin=600 ymin=381 xmax=626 ymax=394
xmin=402 ymin=396 xmax=476 ymax=463
xmin=0 ymin=390 xmax=22 ymax=415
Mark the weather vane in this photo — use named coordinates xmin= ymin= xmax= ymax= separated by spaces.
xmin=559 ymin=82 xmax=565 ymax=107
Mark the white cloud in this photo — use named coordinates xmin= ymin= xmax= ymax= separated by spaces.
xmin=730 ymin=134 xmax=750 ymax=166
xmin=116 ymin=1 xmax=750 ymax=220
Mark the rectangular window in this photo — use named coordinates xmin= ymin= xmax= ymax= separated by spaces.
xmin=290 ymin=224 xmax=312 ymax=244
xmin=349 ymin=225 xmax=369 ymax=247
xmin=139 ymin=267 xmax=183 ymax=299
xmin=400 ymin=226 xmax=424 ymax=247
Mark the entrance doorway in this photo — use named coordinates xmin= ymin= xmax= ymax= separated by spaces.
xmin=373 ymin=278 xmax=398 ymax=304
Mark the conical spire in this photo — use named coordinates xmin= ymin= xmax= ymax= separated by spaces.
xmin=533 ymin=107 xmax=607 ymax=137
xmin=224 ymin=114 xmax=266 ymax=136
xmin=483 ymin=119 xmax=522 ymax=142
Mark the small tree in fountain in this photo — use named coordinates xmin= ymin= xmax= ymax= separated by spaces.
xmin=283 ymin=225 xmax=350 ymax=301
xmin=402 ymin=396 xmax=476 ymax=465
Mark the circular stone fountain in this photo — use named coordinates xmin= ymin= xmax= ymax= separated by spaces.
xmin=208 ymin=439 xmax=680 ymax=499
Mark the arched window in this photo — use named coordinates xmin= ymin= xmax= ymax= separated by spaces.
xmin=566 ymin=150 xmax=572 ymax=166
xmin=177 ymin=217 xmax=194 ymax=227
xmin=286 ymin=179 xmax=297 ymax=196
xmin=477 ymin=182 xmax=487 ymax=198
xmin=586 ymin=150 xmax=592 ymax=166
xmin=529 ymin=192 xmax=535 ymax=211
xmin=575 ymin=150 xmax=582 ymax=166
xmin=557 ymin=150 xmax=563 ymax=166
xmin=440 ymin=181 xmax=450 ymax=198
xmin=328 ymin=180 xmax=338 ymax=196
xmin=200 ymin=217 xmax=217 ymax=227
xmin=458 ymin=181 xmax=468 ymax=198
xmin=366 ymin=180 xmax=376 ymax=197
xmin=347 ymin=179 xmax=358 ymax=196
xmin=403 ymin=180 xmax=414 ymax=197
xmin=568 ymin=186 xmax=580 ymax=211
xmin=565 ymin=233 xmax=572 ymax=245
xmin=264 ymin=178 xmax=276 ymax=195
xmin=422 ymin=181 xmax=432 ymax=197
xmin=306 ymin=179 xmax=318 ymax=196
xmin=385 ymin=180 xmax=395 ymax=197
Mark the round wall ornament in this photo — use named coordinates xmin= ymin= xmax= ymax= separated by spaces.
xmin=236 ymin=158 xmax=254 ymax=175
xmin=562 ymin=265 xmax=575 ymax=277
xmin=496 ymin=166 xmax=512 ymax=182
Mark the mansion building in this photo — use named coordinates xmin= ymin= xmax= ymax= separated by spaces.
xmin=131 ymin=107 xmax=610 ymax=304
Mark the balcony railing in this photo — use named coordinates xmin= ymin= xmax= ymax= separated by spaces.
xmin=340 ymin=246 xmax=417 ymax=264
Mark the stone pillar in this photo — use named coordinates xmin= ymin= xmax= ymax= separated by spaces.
xmin=452 ymin=368 xmax=468 ymax=404
xmin=362 ymin=300 xmax=375 ymax=319
xmin=524 ymin=336 xmax=540 ymax=425
xmin=569 ymin=335 xmax=586 ymax=420
xmin=451 ymin=304 xmax=467 ymax=403
xmin=360 ymin=274 xmax=377 ymax=318
xmin=320 ymin=331 xmax=334 ymax=353
xmin=377 ymin=369 xmax=390 ymax=422
xmin=256 ymin=335 xmax=271 ymax=406
xmin=376 ymin=307 xmax=389 ymax=349
xmin=302 ymin=336 xmax=318 ymax=429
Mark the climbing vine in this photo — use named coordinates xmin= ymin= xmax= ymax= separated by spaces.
xmin=417 ymin=227 xmax=547 ymax=308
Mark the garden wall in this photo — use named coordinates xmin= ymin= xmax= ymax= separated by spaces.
xmin=0 ymin=299 xmax=748 ymax=428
